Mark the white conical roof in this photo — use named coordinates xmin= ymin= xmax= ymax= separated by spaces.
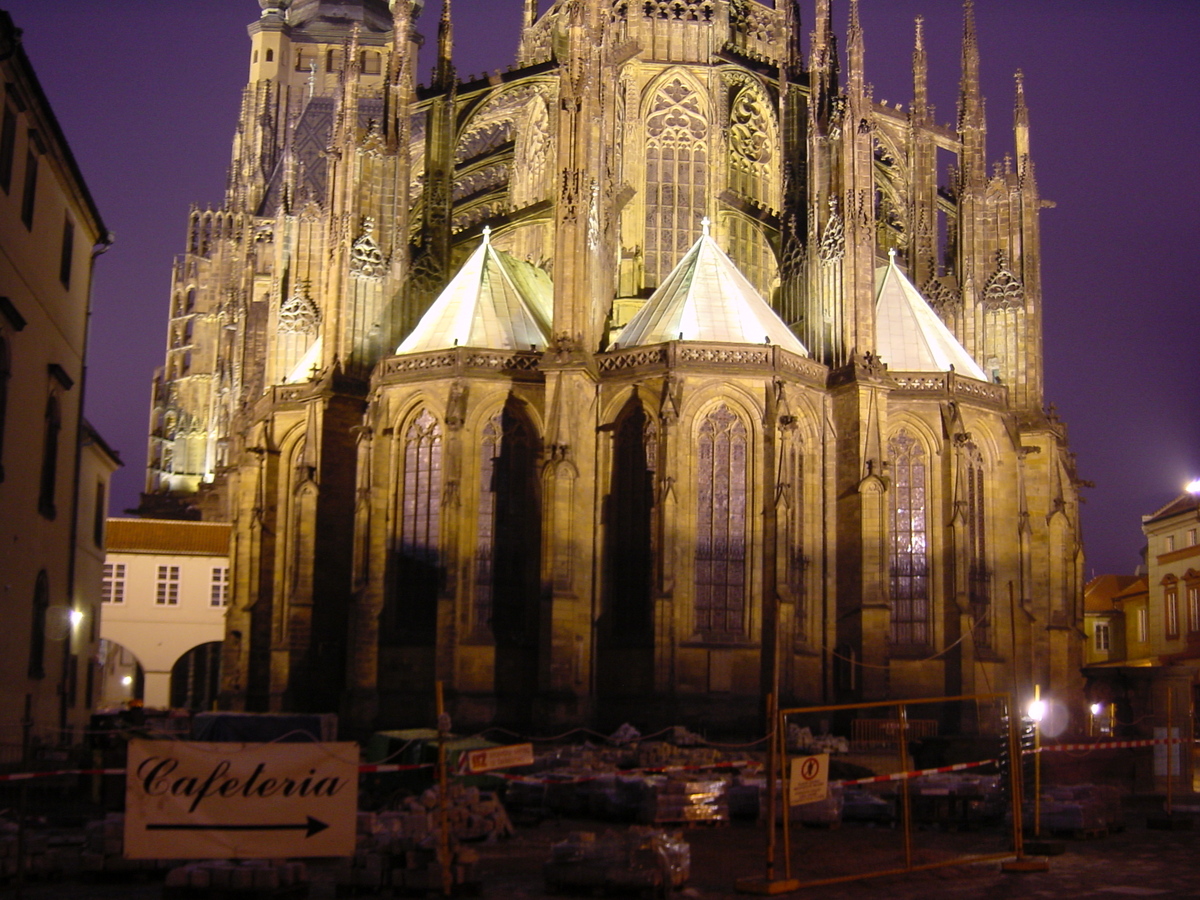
xmin=615 ymin=221 xmax=807 ymax=355
xmin=397 ymin=228 xmax=553 ymax=353
xmin=874 ymin=251 xmax=987 ymax=380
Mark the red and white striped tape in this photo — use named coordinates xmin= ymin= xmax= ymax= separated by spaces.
xmin=0 ymin=736 xmax=1186 ymax=783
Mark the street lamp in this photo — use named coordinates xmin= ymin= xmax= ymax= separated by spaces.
xmin=1028 ymin=686 xmax=1045 ymax=838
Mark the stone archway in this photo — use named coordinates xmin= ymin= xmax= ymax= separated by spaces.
xmin=170 ymin=641 xmax=223 ymax=711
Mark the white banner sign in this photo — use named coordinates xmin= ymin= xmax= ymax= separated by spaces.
xmin=460 ymin=742 xmax=534 ymax=774
xmin=124 ymin=739 xmax=358 ymax=859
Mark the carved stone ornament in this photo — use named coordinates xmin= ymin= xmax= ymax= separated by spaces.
xmin=818 ymin=197 xmax=845 ymax=263
xmin=730 ymin=88 xmax=770 ymax=164
xmin=982 ymin=249 xmax=1024 ymax=311
xmin=278 ymin=282 xmax=321 ymax=335
xmin=350 ymin=218 xmax=387 ymax=278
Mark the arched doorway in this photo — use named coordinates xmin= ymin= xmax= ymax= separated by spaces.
xmin=170 ymin=642 xmax=222 ymax=711
xmin=97 ymin=638 xmax=143 ymax=709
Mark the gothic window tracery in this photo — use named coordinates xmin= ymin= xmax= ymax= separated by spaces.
xmin=644 ymin=77 xmax=708 ymax=288
xmin=694 ymin=404 xmax=748 ymax=640
xmin=888 ymin=430 xmax=930 ymax=647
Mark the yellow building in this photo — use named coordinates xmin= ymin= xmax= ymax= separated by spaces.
xmin=0 ymin=10 xmax=114 ymax=760
xmin=145 ymin=0 xmax=1086 ymax=736
xmin=99 ymin=519 xmax=231 ymax=711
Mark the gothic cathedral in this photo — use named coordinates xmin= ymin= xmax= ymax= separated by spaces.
xmin=146 ymin=0 xmax=1085 ymax=733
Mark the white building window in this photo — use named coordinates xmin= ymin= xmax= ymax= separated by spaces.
xmin=1094 ymin=622 xmax=1110 ymax=652
xmin=210 ymin=567 xmax=230 ymax=607
xmin=1137 ymin=607 xmax=1148 ymax=643
xmin=1189 ymin=585 xmax=1200 ymax=635
xmin=156 ymin=565 xmax=180 ymax=606
xmin=1188 ymin=528 xmax=1197 ymax=547
xmin=1165 ymin=535 xmax=1175 ymax=553
xmin=101 ymin=563 xmax=125 ymax=604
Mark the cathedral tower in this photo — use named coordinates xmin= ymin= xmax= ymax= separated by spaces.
xmin=147 ymin=0 xmax=1085 ymax=735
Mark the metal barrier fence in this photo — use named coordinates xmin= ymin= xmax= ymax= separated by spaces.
xmin=740 ymin=692 xmax=1028 ymax=893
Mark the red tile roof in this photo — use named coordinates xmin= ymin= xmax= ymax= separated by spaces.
xmin=106 ymin=518 xmax=231 ymax=556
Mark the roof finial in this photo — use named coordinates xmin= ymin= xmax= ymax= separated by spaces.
xmin=701 ymin=216 xmax=711 ymax=237
xmin=888 ymin=247 xmax=897 ymax=260
xmin=482 ymin=224 xmax=491 ymax=244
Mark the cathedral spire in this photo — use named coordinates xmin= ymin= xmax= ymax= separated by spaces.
xmin=846 ymin=0 xmax=864 ymax=99
xmin=911 ymin=15 xmax=928 ymax=123
xmin=523 ymin=0 xmax=538 ymax=31
xmin=1013 ymin=68 xmax=1031 ymax=174
xmin=434 ymin=0 xmax=454 ymax=91
xmin=957 ymin=0 xmax=986 ymax=187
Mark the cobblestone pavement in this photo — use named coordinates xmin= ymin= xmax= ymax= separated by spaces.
xmin=4 ymin=799 xmax=1200 ymax=899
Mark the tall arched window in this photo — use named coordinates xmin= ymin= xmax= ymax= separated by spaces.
xmin=694 ymin=404 xmax=748 ymax=639
xmin=888 ymin=430 xmax=929 ymax=647
xmin=644 ymin=78 xmax=708 ymax=288
xmin=29 ymin=571 xmax=48 ymax=678
xmin=38 ymin=394 xmax=61 ymax=519
xmin=473 ymin=405 xmax=540 ymax=643
xmin=964 ymin=442 xmax=990 ymax=648
xmin=392 ymin=409 xmax=442 ymax=644
xmin=604 ymin=398 xmax=656 ymax=640
xmin=0 ymin=334 xmax=9 ymax=482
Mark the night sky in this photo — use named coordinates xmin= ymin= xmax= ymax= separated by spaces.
xmin=3 ymin=1 xmax=1196 ymax=576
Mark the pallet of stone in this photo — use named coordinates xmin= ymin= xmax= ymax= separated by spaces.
xmin=637 ymin=776 xmax=728 ymax=825
xmin=543 ymin=828 xmax=690 ymax=894
xmin=162 ymin=860 xmax=308 ymax=899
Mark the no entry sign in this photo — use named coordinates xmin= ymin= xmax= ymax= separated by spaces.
xmin=124 ymin=739 xmax=358 ymax=859
xmin=788 ymin=753 xmax=829 ymax=806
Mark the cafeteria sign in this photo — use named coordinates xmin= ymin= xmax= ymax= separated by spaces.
xmin=125 ymin=739 xmax=358 ymax=859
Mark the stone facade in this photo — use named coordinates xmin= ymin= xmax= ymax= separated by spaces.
xmin=145 ymin=0 xmax=1085 ymax=735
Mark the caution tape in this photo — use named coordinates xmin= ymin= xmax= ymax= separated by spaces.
xmin=1037 ymin=736 xmax=1188 ymax=753
xmin=1 ymin=736 xmax=1187 ymax=784
xmin=833 ymin=758 xmax=996 ymax=788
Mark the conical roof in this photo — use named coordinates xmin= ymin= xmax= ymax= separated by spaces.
xmin=397 ymin=229 xmax=553 ymax=353
xmin=874 ymin=251 xmax=987 ymax=380
xmin=615 ymin=222 xmax=807 ymax=354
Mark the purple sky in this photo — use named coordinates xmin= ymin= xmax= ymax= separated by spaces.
xmin=3 ymin=1 xmax=1197 ymax=576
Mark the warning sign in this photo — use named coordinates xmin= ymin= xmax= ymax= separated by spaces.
xmin=788 ymin=753 xmax=829 ymax=806
xmin=124 ymin=739 xmax=358 ymax=859
xmin=460 ymin=743 xmax=534 ymax=774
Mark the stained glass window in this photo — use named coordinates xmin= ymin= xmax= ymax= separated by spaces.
xmin=645 ymin=78 xmax=708 ymax=288
xmin=888 ymin=430 xmax=929 ymax=646
xmin=394 ymin=409 xmax=442 ymax=643
xmin=695 ymin=405 xmax=748 ymax=639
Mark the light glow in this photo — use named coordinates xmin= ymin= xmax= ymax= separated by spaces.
xmin=1090 ymin=702 xmax=1103 ymax=716
xmin=69 ymin=609 xmax=84 ymax=627
xmin=1186 ymin=479 xmax=1200 ymax=495
xmin=1028 ymin=699 xmax=1047 ymax=723
xmin=121 ymin=675 xmax=133 ymax=686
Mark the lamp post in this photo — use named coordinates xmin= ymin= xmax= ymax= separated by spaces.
xmin=1028 ymin=685 xmax=1046 ymax=839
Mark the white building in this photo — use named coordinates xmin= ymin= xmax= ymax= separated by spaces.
xmin=100 ymin=518 xmax=230 ymax=711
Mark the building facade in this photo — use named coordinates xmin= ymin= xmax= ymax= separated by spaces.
xmin=100 ymin=518 xmax=231 ymax=711
xmin=0 ymin=10 xmax=114 ymax=761
xmin=145 ymin=0 xmax=1085 ymax=734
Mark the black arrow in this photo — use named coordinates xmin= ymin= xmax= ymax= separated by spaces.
xmin=146 ymin=816 xmax=329 ymax=838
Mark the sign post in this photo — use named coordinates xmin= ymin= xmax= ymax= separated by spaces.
xmin=124 ymin=739 xmax=358 ymax=859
